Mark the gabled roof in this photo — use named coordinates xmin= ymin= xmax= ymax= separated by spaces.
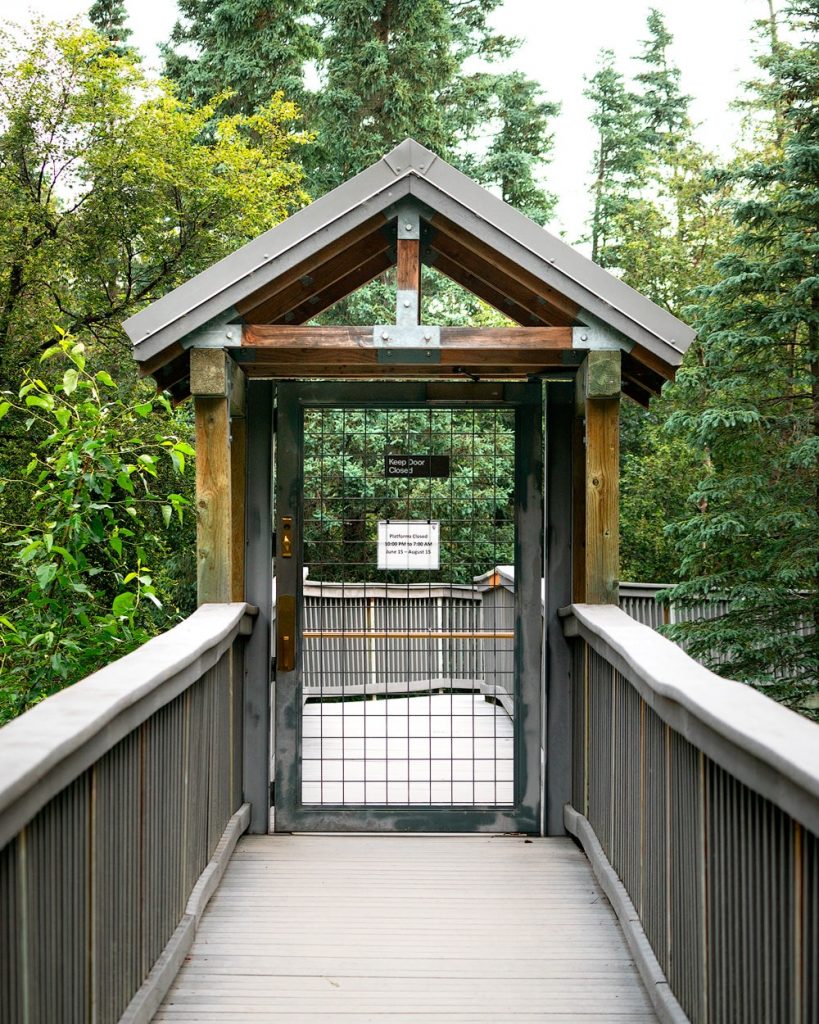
xmin=124 ymin=139 xmax=695 ymax=399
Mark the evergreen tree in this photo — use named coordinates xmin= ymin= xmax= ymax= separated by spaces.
xmin=584 ymin=50 xmax=646 ymax=265
xmin=308 ymin=0 xmax=459 ymax=194
xmin=162 ymin=0 xmax=320 ymax=116
xmin=88 ymin=1 xmax=133 ymax=57
xmin=163 ymin=0 xmax=557 ymax=218
xmin=665 ymin=0 xmax=819 ymax=713
xmin=583 ymin=33 xmax=726 ymax=585
xmin=635 ymin=8 xmax=692 ymax=155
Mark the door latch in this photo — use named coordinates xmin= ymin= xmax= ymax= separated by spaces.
xmin=277 ymin=594 xmax=296 ymax=672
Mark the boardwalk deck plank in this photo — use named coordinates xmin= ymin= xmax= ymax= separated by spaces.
xmin=156 ymin=835 xmax=657 ymax=1022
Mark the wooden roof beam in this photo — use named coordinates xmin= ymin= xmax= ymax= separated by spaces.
xmin=235 ymin=212 xmax=388 ymax=318
xmin=242 ymin=231 xmax=392 ymax=323
xmin=430 ymin=251 xmax=548 ymax=328
xmin=430 ymin=214 xmax=581 ymax=323
xmin=276 ymin=249 xmax=393 ymax=325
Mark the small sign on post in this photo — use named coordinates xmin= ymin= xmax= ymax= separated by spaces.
xmin=384 ymin=454 xmax=450 ymax=478
xmin=377 ymin=521 xmax=440 ymax=570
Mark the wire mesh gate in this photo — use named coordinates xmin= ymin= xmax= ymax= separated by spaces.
xmin=273 ymin=382 xmax=543 ymax=832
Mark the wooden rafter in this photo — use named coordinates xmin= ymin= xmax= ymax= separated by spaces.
xmin=430 ymin=251 xmax=548 ymax=328
xmin=273 ymin=249 xmax=393 ymax=325
xmin=429 ymin=232 xmax=571 ymax=326
xmin=430 ymin=214 xmax=581 ymax=323
xmin=235 ymin=213 xmax=387 ymax=318
xmin=243 ymin=234 xmax=391 ymax=323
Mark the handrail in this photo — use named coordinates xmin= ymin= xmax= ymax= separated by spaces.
xmin=562 ymin=602 xmax=819 ymax=835
xmin=0 ymin=603 xmax=256 ymax=1024
xmin=0 ymin=602 xmax=255 ymax=852
xmin=562 ymin=602 xmax=819 ymax=1024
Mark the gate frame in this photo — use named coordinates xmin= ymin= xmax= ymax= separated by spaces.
xmin=270 ymin=380 xmax=543 ymax=834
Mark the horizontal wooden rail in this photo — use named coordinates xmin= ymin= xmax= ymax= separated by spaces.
xmin=562 ymin=603 xmax=819 ymax=1024
xmin=0 ymin=603 xmax=256 ymax=1024
xmin=303 ymin=630 xmax=514 ymax=640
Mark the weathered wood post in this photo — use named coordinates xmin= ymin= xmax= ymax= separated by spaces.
xmin=229 ymin=361 xmax=247 ymax=602
xmin=575 ymin=350 xmax=621 ymax=604
xmin=190 ymin=348 xmax=233 ymax=604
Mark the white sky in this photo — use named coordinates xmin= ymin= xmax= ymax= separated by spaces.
xmin=16 ymin=0 xmax=767 ymax=243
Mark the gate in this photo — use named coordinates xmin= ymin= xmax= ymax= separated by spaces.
xmin=273 ymin=382 xmax=543 ymax=832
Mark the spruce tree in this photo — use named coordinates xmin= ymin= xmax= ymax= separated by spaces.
xmin=163 ymin=0 xmax=557 ymax=217
xmin=665 ymin=0 xmax=819 ymax=712
xmin=584 ymin=50 xmax=646 ymax=266
xmin=162 ymin=0 xmax=320 ymax=116
xmin=88 ymin=0 xmax=133 ymax=56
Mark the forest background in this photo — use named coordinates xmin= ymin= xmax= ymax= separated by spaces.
xmin=0 ymin=0 xmax=816 ymax=722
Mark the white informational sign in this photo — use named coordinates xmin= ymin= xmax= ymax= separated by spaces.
xmin=377 ymin=520 xmax=440 ymax=571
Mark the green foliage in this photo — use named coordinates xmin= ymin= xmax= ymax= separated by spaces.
xmin=662 ymin=0 xmax=819 ymax=712
xmin=0 ymin=19 xmax=310 ymax=377
xmin=162 ymin=1 xmax=320 ymax=117
xmin=302 ymin=407 xmax=515 ymax=584
xmin=0 ymin=339 xmax=194 ymax=723
xmin=88 ymin=0 xmax=133 ymax=56
xmin=584 ymin=15 xmax=731 ymax=587
xmin=163 ymin=0 xmax=557 ymax=220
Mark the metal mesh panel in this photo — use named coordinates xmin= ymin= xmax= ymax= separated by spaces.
xmin=300 ymin=406 xmax=516 ymax=807
xmin=706 ymin=759 xmax=795 ymax=1024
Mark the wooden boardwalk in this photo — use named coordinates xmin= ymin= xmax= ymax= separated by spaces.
xmin=156 ymin=835 xmax=657 ymax=1022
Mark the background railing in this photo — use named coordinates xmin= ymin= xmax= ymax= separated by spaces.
xmin=0 ymin=602 xmax=254 ymax=1024
xmin=279 ymin=574 xmax=719 ymax=707
xmin=563 ymin=603 xmax=819 ymax=1024
xmin=275 ymin=577 xmax=515 ymax=710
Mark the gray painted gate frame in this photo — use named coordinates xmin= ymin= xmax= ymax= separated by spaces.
xmin=243 ymin=378 xmax=575 ymax=836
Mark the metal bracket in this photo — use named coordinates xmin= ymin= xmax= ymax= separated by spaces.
xmin=373 ymin=325 xmax=441 ymax=364
xmin=572 ymin=312 xmax=633 ymax=353
xmin=183 ymin=308 xmax=243 ymax=349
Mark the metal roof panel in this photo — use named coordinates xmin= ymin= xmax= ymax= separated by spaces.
xmin=126 ymin=138 xmax=695 ymax=371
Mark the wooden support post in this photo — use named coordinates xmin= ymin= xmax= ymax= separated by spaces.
xmin=396 ymin=237 xmax=422 ymax=322
xmin=191 ymin=349 xmax=232 ymax=605
xmin=581 ymin=351 xmax=620 ymax=605
xmin=229 ymin=361 xmax=247 ymax=602
xmin=572 ymin=362 xmax=587 ymax=603
xmin=396 ymin=209 xmax=422 ymax=325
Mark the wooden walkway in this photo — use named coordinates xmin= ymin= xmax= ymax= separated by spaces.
xmin=156 ymin=835 xmax=657 ymax=1022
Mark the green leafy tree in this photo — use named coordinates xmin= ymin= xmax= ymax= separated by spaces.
xmin=0 ymin=338 xmax=194 ymax=723
xmin=664 ymin=0 xmax=819 ymax=713
xmin=0 ymin=19 xmax=312 ymax=720
xmin=0 ymin=20 xmax=310 ymax=378
xmin=88 ymin=0 xmax=133 ymax=56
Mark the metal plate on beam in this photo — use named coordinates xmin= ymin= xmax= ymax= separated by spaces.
xmin=373 ymin=325 xmax=440 ymax=348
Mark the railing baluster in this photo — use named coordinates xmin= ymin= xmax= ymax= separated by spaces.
xmin=562 ymin=604 xmax=819 ymax=1024
xmin=0 ymin=603 xmax=254 ymax=1024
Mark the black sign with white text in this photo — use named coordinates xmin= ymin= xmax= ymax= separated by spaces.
xmin=384 ymin=454 xmax=451 ymax=478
